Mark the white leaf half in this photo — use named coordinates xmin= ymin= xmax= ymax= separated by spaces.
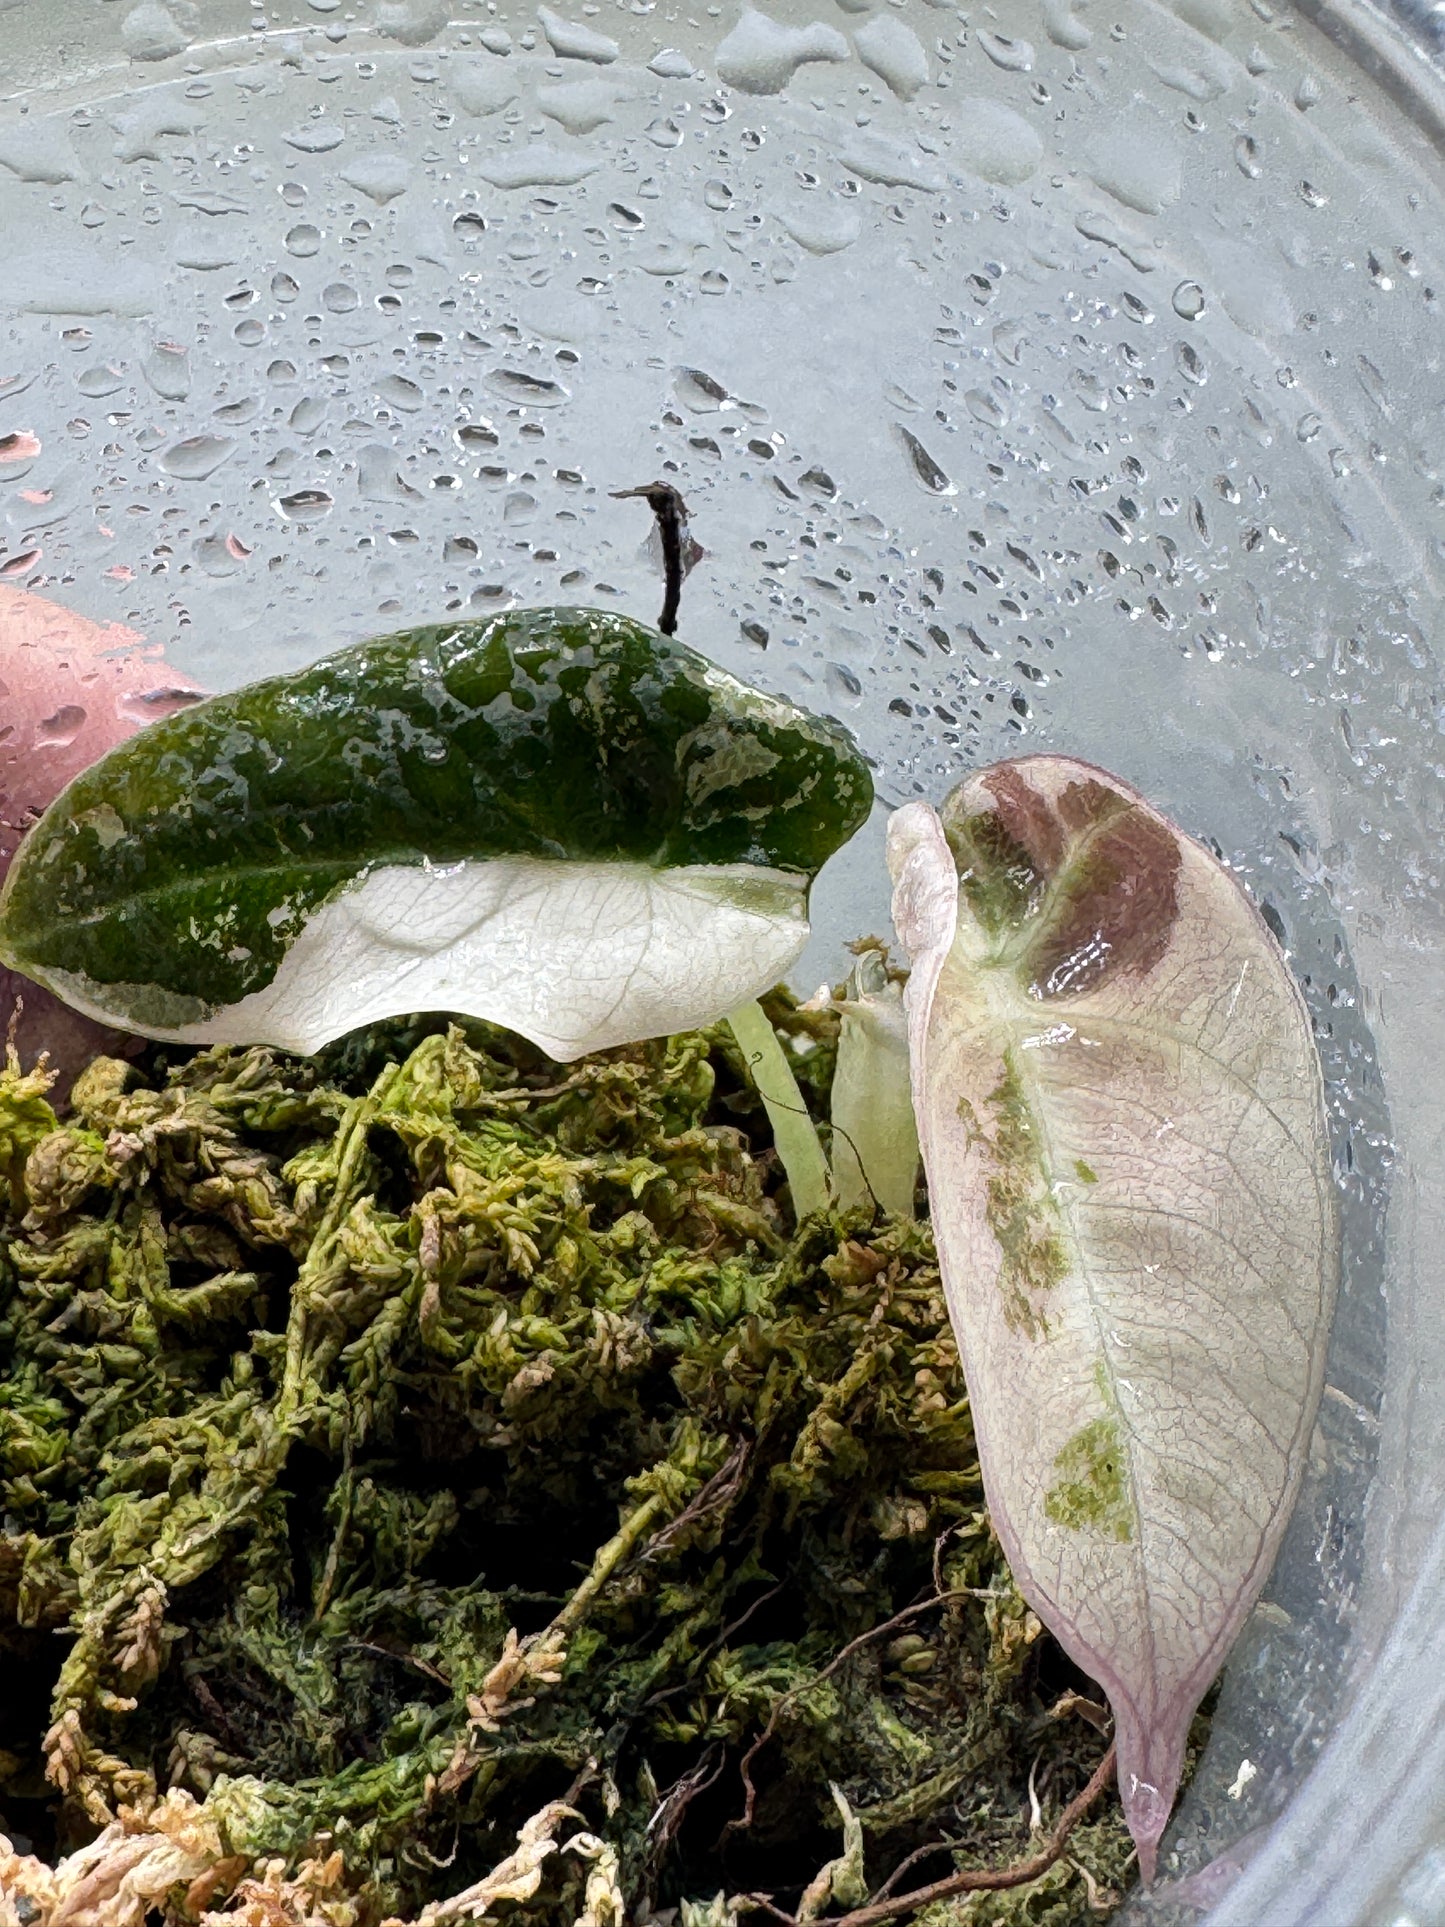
xmin=40 ymin=858 xmax=809 ymax=1061
xmin=887 ymin=759 xmax=1337 ymax=1880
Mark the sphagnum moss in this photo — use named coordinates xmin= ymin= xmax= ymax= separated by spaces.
xmin=0 ymin=999 xmax=1147 ymax=1927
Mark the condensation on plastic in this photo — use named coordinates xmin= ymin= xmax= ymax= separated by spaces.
xmin=0 ymin=0 xmax=1441 ymax=1918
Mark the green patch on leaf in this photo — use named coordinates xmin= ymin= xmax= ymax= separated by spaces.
xmin=970 ymin=1049 xmax=1069 ymax=1338
xmin=1044 ymin=1415 xmax=1136 ymax=1542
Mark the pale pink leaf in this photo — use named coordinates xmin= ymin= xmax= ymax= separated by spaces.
xmin=887 ymin=755 xmax=1337 ymax=1881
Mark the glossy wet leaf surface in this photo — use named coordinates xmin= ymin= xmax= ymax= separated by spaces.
xmin=0 ymin=608 xmax=872 ymax=1056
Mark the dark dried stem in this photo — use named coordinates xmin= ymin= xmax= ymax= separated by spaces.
xmin=612 ymin=481 xmax=690 ymax=634
xmin=864 ymin=1839 xmax=958 ymax=1905
xmin=642 ymin=1438 xmax=751 ymax=1562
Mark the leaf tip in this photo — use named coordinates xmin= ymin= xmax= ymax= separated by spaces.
xmin=1114 ymin=1706 xmax=1189 ymax=1886
xmin=885 ymin=800 xmax=955 ymax=964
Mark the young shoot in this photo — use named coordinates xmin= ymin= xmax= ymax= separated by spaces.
xmin=828 ymin=943 xmax=919 ymax=1221
xmin=725 ymin=998 xmax=831 ymax=1222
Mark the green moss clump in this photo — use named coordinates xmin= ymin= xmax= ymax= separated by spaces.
xmin=0 ymin=1003 xmax=1135 ymax=1926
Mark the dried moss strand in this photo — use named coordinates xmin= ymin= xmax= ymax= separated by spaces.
xmin=279 ymin=1061 xmax=405 ymax=1421
xmin=550 ymin=1491 xmax=669 ymax=1643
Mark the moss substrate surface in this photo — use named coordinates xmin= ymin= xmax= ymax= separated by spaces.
xmin=0 ymin=997 xmax=1144 ymax=1927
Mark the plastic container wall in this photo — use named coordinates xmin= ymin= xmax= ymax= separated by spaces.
xmin=1 ymin=0 xmax=1442 ymax=1917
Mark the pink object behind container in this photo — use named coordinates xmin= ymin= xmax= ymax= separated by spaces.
xmin=0 ymin=586 xmax=205 ymax=1098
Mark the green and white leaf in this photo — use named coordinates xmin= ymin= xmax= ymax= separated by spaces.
xmin=0 ymin=609 xmax=872 ymax=1060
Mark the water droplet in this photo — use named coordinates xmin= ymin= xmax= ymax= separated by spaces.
xmin=965 ymin=387 xmax=1007 ymax=428
xmin=714 ymin=11 xmax=848 ymax=95
xmin=895 ymin=424 xmax=955 ymax=494
xmin=485 ymin=368 xmax=570 ymax=409
xmin=457 ymin=422 xmax=499 ymax=450
xmin=977 ymin=29 xmax=1034 ymax=70
xmin=1121 ymin=291 xmax=1154 ymax=324
xmin=77 ymin=363 xmax=127 ymax=398
xmin=1176 ymin=342 xmax=1207 ymax=385
xmin=1041 ymin=0 xmax=1091 ymax=48
xmin=324 ymin=282 xmax=360 ymax=313
xmin=195 ymin=532 xmax=250 ymax=576
xmin=826 ymin=662 xmax=864 ymax=707
xmin=778 ymin=200 xmax=861 ymax=256
xmin=275 ymin=487 xmax=335 ymax=522
xmin=609 ymin=203 xmax=644 ymax=231
xmin=34 ymin=703 xmax=86 ymax=749
xmin=503 ymin=490 xmax=537 ymax=524
xmin=1356 ymin=354 xmax=1391 ymax=417
xmin=1299 ymin=179 xmax=1328 ymax=208
xmin=800 ymin=466 xmax=836 ymax=497
xmin=0 ymin=431 xmax=43 ymax=465
xmin=1172 ymin=280 xmax=1206 ymax=320
xmin=272 ymin=272 xmax=300 ymax=303
xmin=853 ymin=14 xmax=930 ymax=100
xmin=704 ymin=179 xmax=733 ymax=211
xmin=473 ymin=145 xmax=602 ymax=189
xmin=674 ymin=367 xmax=729 ymax=413
xmin=377 ymin=374 xmax=425 ymax=412
xmin=453 ymin=211 xmax=488 ymax=240
xmin=646 ymin=117 xmax=683 ymax=148
xmin=1296 ymin=412 xmax=1322 ymax=443
xmin=290 ymin=396 xmax=326 ymax=434
xmin=286 ymin=120 xmax=346 ymax=154
xmin=285 ymin=223 xmax=323 ymax=257
xmin=340 ymin=153 xmax=412 ymax=204
xmin=537 ymin=5 xmax=619 ymax=63
xmin=159 ymin=434 xmax=235 ymax=480
xmin=700 ymin=270 xmax=730 ymax=295
xmin=234 ymin=319 xmax=265 ymax=347
xmin=1235 ymin=135 xmax=1262 ymax=178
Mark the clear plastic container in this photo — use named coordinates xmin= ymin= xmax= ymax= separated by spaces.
xmin=1 ymin=0 xmax=1441 ymax=1917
